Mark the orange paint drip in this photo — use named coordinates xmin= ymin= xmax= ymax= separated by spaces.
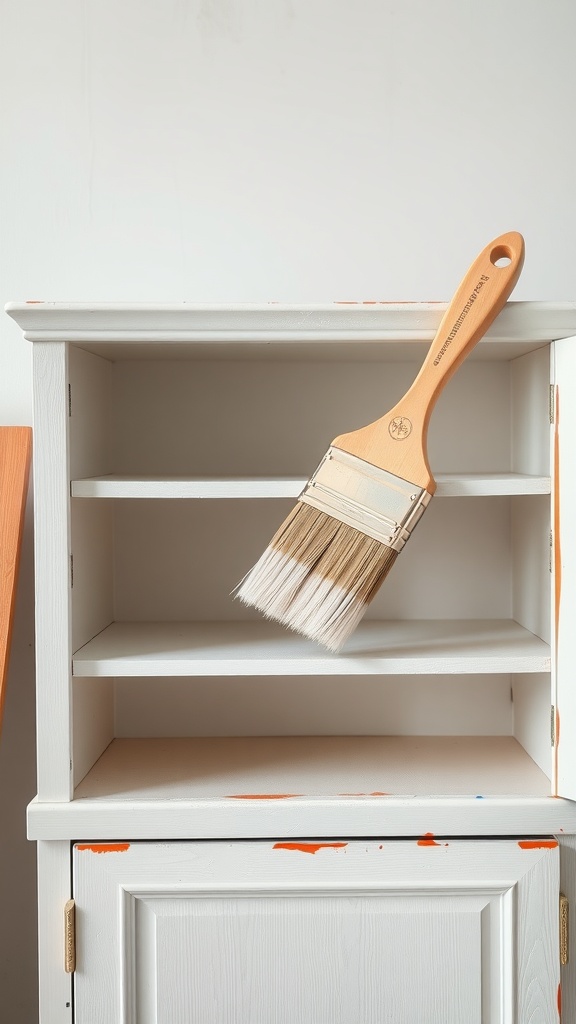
xmin=76 ymin=843 xmax=130 ymax=854
xmin=558 ymin=982 xmax=562 ymax=1018
xmin=518 ymin=840 xmax=558 ymax=850
xmin=26 ymin=300 xmax=44 ymax=304
xmin=417 ymin=832 xmax=440 ymax=847
xmin=273 ymin=842 xmax=348 ymax=855
xmin=227 ymin=794 xmax=302 ymax=800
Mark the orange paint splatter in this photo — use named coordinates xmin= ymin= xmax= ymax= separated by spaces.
xmin=227 ymin=794 xmax=302 ymax=800
xmin=417 ymin=832 xmax=440 ymax=847
xmin=338 ymin=792 xmax=391 ymax=797
xmin=76 ymin=843 xmax=130 ymax=853
xmin=273 ymin=842 xmax=348 ymax=855
xmin=558 ymin=982 xmax=562 ymax=1018
xmin=26 ymin=300 xmax=44 ymax=304
xmin=518 ymin=840 xmax=558 ymax=850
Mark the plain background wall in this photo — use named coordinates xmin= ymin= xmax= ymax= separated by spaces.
xmin=1 ymin=1 xmax=576 ymax=1017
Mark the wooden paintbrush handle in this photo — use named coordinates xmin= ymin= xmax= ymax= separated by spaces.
xmin=405 ymin=231 xmax=524 ymax=406
xmin=332 ymin=231 xmax=525 ymax=492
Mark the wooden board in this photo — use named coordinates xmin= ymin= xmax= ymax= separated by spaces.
xmin=0 ymin=427 xmax=32 ymax=731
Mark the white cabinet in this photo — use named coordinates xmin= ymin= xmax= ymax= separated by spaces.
xmin=73 ymin=839 xmax=559 ymax=1024
xmin=6 ymin=301 xmax=576 ymax=1022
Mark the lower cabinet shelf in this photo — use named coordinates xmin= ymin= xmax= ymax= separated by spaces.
xmin=28 ymin=736 xmax=576 ymax=840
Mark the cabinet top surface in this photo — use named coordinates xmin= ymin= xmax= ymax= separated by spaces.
xmin=6 ymin=301 xmax=576 ymax=345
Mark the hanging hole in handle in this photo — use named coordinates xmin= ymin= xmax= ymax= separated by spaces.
xmin=490 ymin=244 xmax=513 ymax=268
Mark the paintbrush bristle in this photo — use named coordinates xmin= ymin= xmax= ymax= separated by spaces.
xmin=236 ymin=502 xmax=398 ymax=652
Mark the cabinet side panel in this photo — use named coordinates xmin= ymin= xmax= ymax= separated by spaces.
xmin=552 ymin=338 xmax=576 ymax=800
xmin=68 ymin=346 xmax=112 ymax=479
xmin=72 ymin=678 xmax=114 ymax=787
xmin=511 ymin=495 xmax=550 ymax=643
xmin=511 ymin=346 xmax=551 ymax=476
xmin=512 ymin=673 xmax=552 ymax=780
xmin=33 ymin=343 xmax=73 ymax=800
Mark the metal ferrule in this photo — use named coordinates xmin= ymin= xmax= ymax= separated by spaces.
xmin=299 ymin=446 xmax=432 ymax=552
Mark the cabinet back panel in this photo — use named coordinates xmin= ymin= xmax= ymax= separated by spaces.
xmin=111 ymin=497 xmax=512 ymax=621
xmin=110 ymin=360 xmax=512 ymax=477
xmin=113 ymin=674 xmax=513 ymax=738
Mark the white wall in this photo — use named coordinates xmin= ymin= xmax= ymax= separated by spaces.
xmin=1 ymin=1 xmax=575 ymax=1018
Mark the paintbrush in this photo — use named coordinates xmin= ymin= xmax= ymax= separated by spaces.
xmin=236 ymin=231 xmax=525 ymax=651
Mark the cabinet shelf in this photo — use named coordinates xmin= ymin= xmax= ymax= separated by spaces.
xmin=28 ymin=735 xmax=576 ymax=841
xmin=71 ymin=473 xmax=551 ymax=499
xmin=72 ymin=619 xmax=550 ymax=677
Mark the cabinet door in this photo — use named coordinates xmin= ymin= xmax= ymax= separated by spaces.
xmin=73 ymin=839 xmax=559 ymax=1024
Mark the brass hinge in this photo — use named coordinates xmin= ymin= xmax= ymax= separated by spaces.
xmin=560 ymin=893 xmax=569 ymax=966
xmin=64 ymin=899 xmax=76 ymax=973
xmin=550 ymin=384 xmax=555 ymax=424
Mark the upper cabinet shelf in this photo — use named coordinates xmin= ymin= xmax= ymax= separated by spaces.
xmin=72 ymin=619 xmax=550 ymax=677
xmin=70 ymin=473 xmax=551 ymax=499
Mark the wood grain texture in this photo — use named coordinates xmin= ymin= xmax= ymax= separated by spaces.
xmin=332 ymin=233 xmax=525 ymax=490
xmin=72 ymin=839 xmax=558 ymax=1024
xmin=0 ymin=427 xmax=31 ymax=731
xmin=32 ymin=343 xmax=73 ymax=799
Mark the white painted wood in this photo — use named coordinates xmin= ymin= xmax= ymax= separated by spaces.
xmin=67 ymin=345 xmax=112 ymax=480
xmin=72 ymin=619 xmax=550 ymax=676
xmin=511 ymin=495 xmax=551 ymax=644
xmin=70 ymin=472 xmax=551 ymax=498
xmin=70 ymin=499 xmax=114 ymax=653
xmin=511 ymin=345 xmax=551 ymax=477
xmin=552 ymin=337 xmax=576 ymax=802
xmin=512 ymin=673 xmax=552 ymax=779
xmin=111 ymin=497 xmax=514 ymax=622
xmin=72 ymin=678 xmax=114 ymax=788
xmin=16 ymin=306 xmax=576 ymax=1022
xmin=28 ymin=790 xmax=576 ymax=842
xmin=68 ymin=737 xmax=552 ymax=800
xmin=72 ymin=839 xmax=559 ymax=1024
xmin=37 ymin=841 xmax=72 ymax=1024
xmin=114 ymin=674 xmax=514 ymax=741
xmin=109 ymin=358 xmax=513 ymax=477
xmin=7 ymin=299 xmax=576 ymax=343
xmin=32 ymin=343 xmax=73 ymax=801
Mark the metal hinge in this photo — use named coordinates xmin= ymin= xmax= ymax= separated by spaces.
xmin=550 ymin=531 xmax=554 ymax=574
xmin=560 ymin=893 xmax=569 ymax=966
xmin=64 ymin=899 xmax=76 ymax=973
xmin=70 ymin=554 xmax=74 ymax=589
xmin=549 ymin=384 xmax=555 ymax=424
xmin=68 ymin=383 xmax=72 ymax=417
